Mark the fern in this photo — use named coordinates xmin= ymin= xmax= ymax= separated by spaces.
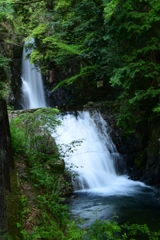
xmin=43 ymin=36 xmax=82 ymax=55
xmin=53 ymin=65 xmax=98 ymax=91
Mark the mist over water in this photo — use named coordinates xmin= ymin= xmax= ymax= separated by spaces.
xmin=55 ymin=111 xmax=151 ymax=196
xmin=21 ymin=42 xmax=46 ymax=109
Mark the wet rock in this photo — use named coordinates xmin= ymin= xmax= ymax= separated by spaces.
xmin=147 ymin=127 xmax=160 ymax=166
xmin=120 ymin=134 xmax=140 ymax=170
xmin=143 ymin=157 xmax=160 ymax=185
xmin=154 ymin=165 xmax=160 ymax=177
xmin=114 ymin=156 xmax=127 ymax=175
xmin=49 ymin=159 xmax=65 ymax=172
xmin=83 ymin=101 xmax=94 ymax=108
xmin=9 ymin=92 xmax=15 ymax=106
xmin=46 ymin=87 xmax=74 ymax=108
xmin=20 ymin=173 xmax=28 ymax=180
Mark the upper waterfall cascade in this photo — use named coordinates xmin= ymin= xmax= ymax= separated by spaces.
xmin=21 ymin=42 xmax=46 ymax=109
xmin=55 ymin=111 xmax=150 ymax=196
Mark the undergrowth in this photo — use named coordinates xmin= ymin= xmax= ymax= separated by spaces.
xmin=9 ymin=108 xmax=160 ymax=240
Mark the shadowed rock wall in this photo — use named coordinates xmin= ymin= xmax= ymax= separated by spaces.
xmin=0 ymin=99 xmax=14 ymax=238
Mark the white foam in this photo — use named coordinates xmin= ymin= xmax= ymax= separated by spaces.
xmin=54 ymin=111 xmax=151 ymax=196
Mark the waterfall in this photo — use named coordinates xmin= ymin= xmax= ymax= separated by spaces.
xmin=21 ymin=42 xmax=46 ymax=109
xmin=55 ymin=111 xmax=150 ymax=196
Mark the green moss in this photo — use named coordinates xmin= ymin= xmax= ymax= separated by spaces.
xmin=135 ymin=151 xmax=146 ymax=169
xmin=0 ymin=81 xmax=11 ymax=102
xmin=6 ymin=168 xmax=21 ymax=240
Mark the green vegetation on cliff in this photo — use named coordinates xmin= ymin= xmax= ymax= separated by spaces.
xmin=9 ymin=108 xmax=69 ymax=239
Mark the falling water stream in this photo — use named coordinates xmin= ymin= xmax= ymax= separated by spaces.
xmin=55 ymin=111 xmax=160 ymax=230
xmin=55 ymin=111 xmax=149 ymax=195
xmin=21 ymin=41 xmax=46 ymax=109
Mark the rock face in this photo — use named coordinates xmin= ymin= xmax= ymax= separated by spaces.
xmin=0 ymin=99 xmax=14 ymax=237
xmin=139 ymin=119 xmax=160 ymax=186
xmin=10 ymin=52 xmax=23 ymax=109
xmin=46 ymin=88 xmax=72 ymax=108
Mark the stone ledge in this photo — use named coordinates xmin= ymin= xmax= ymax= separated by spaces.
xmin=8 ymin=108 xmax=43 ymax=119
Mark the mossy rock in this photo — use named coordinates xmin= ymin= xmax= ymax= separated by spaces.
xmin=48 ymin=158 xmax=65 ymax=173
xmin=31 ymin=134 xmax=58 ymax=155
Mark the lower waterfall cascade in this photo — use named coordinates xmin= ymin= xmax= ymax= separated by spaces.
xmin=21 ymin=41 xmax=46 ymax=109
xmin=54 ymin=111 xmax=160 ymax=229
xmin=54 ymin=111 xmax=151 ymax=196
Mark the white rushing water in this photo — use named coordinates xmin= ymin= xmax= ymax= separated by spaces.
xmin=21 ymin=42 xmax=46 ymax=109
xmin=55 ymin=111 xmax=150 ymax=196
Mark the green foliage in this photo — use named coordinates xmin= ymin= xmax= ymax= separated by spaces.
xmin=53 ymin=65 xmax=98 ymax=91
xmin=0 ymin=81 xmax=11 ymax=100
xmin=10 ymin=117 xmax=25 ymax=153
xmin=43 ymin=37 xmax=82 ymax=56
xmin=10 ymin=108 xmax=69 ymax=239
xmin=0 ymin=1 xmax=16 ymax=101
xmin=0 ymin=232 xmax=13 ymax=240
xmin=153 ymin=104 xmax=160 ymax=114
xmin=83 ymin=218 xmax=123 ymax=240
xmin=16 ymin=194 xmax=28 ymax=232
xmin=102 ymin=0 xmax=160 ymax=133
xmin=122 ymin=222 xmax=160 ymax=240
xmin=30 ymin=23 xmax=46 ymax=39
xmin=67 ymin=218 xmax=160 ymax=240
xmin=67 ymin=221 xmax=84 ymax=240
xmin=0 ymin=53 xmax=11 ymax=68
xmin=103 ymin=0 xmax=120 ymax=19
